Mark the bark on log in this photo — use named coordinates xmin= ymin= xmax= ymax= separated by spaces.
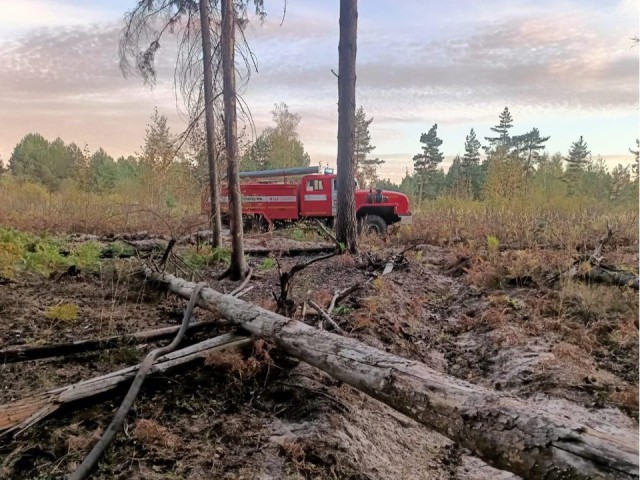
xmin=144 ymin=269 xmax=638 ymax=480
xmin=566 ymin=264 xmax=639 ymax=290
xmin=0 ymin=333 xmax=250 ymax=435
xmin=0 ymin=320 xmax=216 ymax=363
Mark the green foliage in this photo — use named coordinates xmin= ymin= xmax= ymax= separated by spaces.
xmin=140 ymin=108 xmax=175 ymax=174
xmin=510 ymin=127 xmax=550 ymax=172
xmin=484 ymin=107 xmax=513 ymax=153
xmin=376 ymin=178 xmax=402 ymax=192
xmin=334 ymin=305 xmax=353 ymax=315
xmin=630 ymin=139 xmax=639 ymax=179
xmin=104 ymin=241 xmax=136 ymax=258
xmin=258 ymin=257 xmax=276 ymax=271
xmin=413 ymin=124 xmax=444 ymax=201
xmin=486 ymin=235 xmax=500 ymax=252
xmin=183 ymin=245 xmax=231 ymax=271
xmin=565 ymin=135 xmax=591 ymax=181
xmin=241 ymin=103 xmax=310 ymax=171
xmin=354 ymin=106 xmax=384 ymax=188
xmin=69 ymin=242 xmax=103 ymax=271
xmin=0 ymin=228 xmax=102 ymax=277
xmin=9 ymin=133 xmax=79 ymax=192
xmin=89 ymin=148 xmax=118 ymax=193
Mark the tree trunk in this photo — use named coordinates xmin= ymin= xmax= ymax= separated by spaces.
xmin=335 ymin=0 xmax=358 ymax=253
xmin=0 ymin=333 xmax=251 ymax=435
xmin=199 ymin=0 xmax=222 ymax=248
xmin=221 ymin=0 xmax=248 ymax=280
xmin=0 ymin=320 xmax=215 ymax=363
xmin=143 ymin=269 xmax=639 ymax=480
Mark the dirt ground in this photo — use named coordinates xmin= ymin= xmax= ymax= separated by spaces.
xmin=0 ymin=234 xmax=637 ymax=479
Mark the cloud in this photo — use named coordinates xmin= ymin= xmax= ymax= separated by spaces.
xmin=0 ymin=0 xmax=636 ymax=176
xmin=0 ymin=0 xmax=113 ymax=35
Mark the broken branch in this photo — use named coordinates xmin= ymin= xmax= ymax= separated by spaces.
xmin=0 ymin=320 xmax=217 ymax=363
xmin=308 ymin=300 xmax=344 ymax=334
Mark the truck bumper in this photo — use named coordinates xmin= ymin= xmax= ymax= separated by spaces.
xmin=399 ymin=214 xmax=413 ymax=225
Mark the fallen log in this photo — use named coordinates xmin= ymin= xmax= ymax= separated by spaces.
xmin=0 ymin=333 xmax=251 ymax=435
xmin=144 ymin=269 xmax=638 ymax=480
xmin=564 ymin=263 xmax=639 ymax=290
xmin=0 ymin=320 xmax=216 ymax=363
xmin=561 ymin=228 xmax=639 ymax=290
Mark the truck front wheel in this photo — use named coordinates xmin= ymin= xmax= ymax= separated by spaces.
xmin=358 ymin=214 xmax=387 ymax=235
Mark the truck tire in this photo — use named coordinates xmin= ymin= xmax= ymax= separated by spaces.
xmin=359 ymin=214 xmax=387 ymax=235
xmin=243 ymin=215 xmax=267 ymax=233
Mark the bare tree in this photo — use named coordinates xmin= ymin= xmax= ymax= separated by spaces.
xmin=221 ymin=0 xmax=249 ymax=280
xmin=119 ymin=0 xmax=224 ymax=245
xmin=199 ymin=0 xmax=223 ymax=246
xmin=335 ymin=0 xmax=358 ymax=253
xmin=118 ymin=1 xmax=266 ymax=247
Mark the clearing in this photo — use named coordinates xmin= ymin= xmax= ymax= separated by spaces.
xmin=0 ymin=226 xmax=637 ymax=479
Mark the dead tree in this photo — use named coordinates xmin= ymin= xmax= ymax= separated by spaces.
xmin=220 ymin=0 xmax=249 ymax=280
xmin=119 ymin=1 xmax=268 ymax=247
xmin=142 ymin=269 xmax=638 ymax=480
xmin=335 ymin=0 xmax=358 ymax=253
xmin=199 ymin=0 xmax=223 ymax=247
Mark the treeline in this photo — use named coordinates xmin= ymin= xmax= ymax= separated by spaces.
xmin=3 ymin=104 xmax=638 ymax=208
xmin=2 ymin=103 xmax=315 ymax=206
xmin=3 ymin=109 xmax=199 ymax=203
xmin=378 ymin=107 xmax=639 ymax=205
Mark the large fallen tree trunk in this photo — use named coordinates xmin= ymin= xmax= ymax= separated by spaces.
xmin=144 ymin=269 xmax=638 ymax=480
xmin=0 ymin=333 xmax=250 ymax=435
xmin=0 ymin=320 xmax=216 ymax=363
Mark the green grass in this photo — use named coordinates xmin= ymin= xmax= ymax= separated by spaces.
xmin=182 ymin=245 xmax=232 ymax=271
xmin=258 ymin=257 xmax=276 ymax=271
xmin=0 ymin=227 xmax=102 ymax=278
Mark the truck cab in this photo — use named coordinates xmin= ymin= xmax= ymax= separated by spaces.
xmin=298 ymin=173 xmax=412 ymax=234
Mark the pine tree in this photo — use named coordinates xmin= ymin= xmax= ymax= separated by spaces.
xmin=610 ymin=164 xmax=631 ymax=200
xmin=413 ymin=124 xmax=443 ymax=201
xmin=335 ymin=0 xmax=358 ymax=253
xmin=461 ymin=128 xmax=481 ymax=196
xmin=511 ymin=127 xmax=550 ymax=172
xmin=630 ymin=139 xmax=639 ymax=180
xmin=88 ymin=148 xmax=118 ymax=193
xmin=353 ymin=106 xmax=384 ymax=188
xmin=484 ymin=107 xmax=513 ymax=153
xmin=445 ymin=155 xmax=463 ymax=196
xmin=565 ymin=136 xmax=591 ymax=174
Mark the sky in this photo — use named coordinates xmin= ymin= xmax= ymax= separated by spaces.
xmin=0 ymin=0 xmax=638 ymax=182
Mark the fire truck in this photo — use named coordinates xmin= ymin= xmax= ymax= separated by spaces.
xmin=202 ymin=166 xmax=412 ymax=234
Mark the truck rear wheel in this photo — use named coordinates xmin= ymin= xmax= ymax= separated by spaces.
xmin=243 ymin=215 xmax=268 ymax=233
xmin=359 ymin=214 xmax=387 ymax=235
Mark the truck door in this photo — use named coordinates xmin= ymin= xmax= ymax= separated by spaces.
xmin=301 ymin=177 xmax=332 ymax=217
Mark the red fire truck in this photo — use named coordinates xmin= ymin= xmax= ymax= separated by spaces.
xmin=202 ymin=166 xmax=412 ymax=234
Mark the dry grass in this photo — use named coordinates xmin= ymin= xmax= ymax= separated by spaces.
xmin=0 ymin=177 xmax=203 ymax=235
xmin=133 ymin=419 xmax=180 ymax=449
xmin=205 ymin=340 xmax=272 ymax=380
xmin=393 ymin=196 xmax=638 ymax=250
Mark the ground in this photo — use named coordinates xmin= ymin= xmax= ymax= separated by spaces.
xmin=0 ymin=229 xmax=637 ymax=479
